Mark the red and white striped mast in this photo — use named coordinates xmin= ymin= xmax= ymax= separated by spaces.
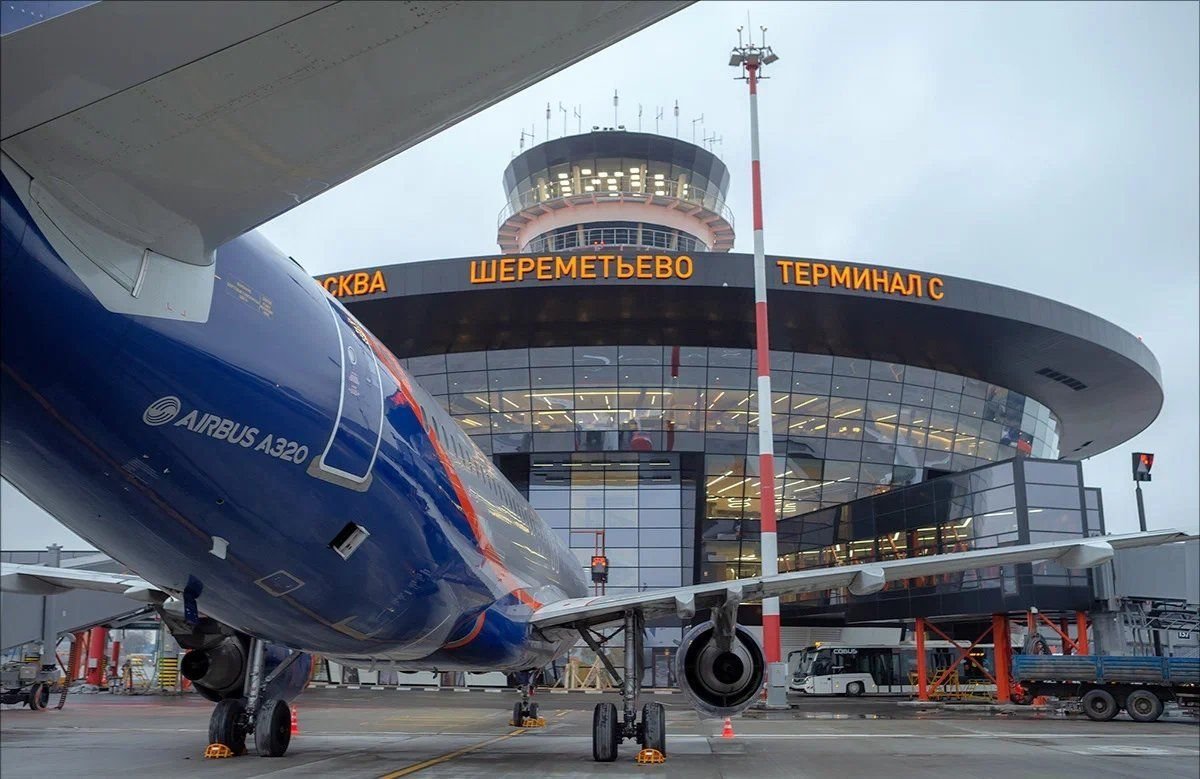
xmin=730 ymin=26 xmax=786 ymax=707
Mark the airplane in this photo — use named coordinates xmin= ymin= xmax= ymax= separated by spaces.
xmin=0 ymin=0 xmax=1188 ymax=763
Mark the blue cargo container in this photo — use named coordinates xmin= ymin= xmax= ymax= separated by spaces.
xmin=1012 ymin=654 xmax=1200 ymax=721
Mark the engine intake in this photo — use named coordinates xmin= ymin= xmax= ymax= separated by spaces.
xmin=182 ymin=636 xmax=311 ymax=703
xmin=675 ymin=620 xmax=765 ymax=718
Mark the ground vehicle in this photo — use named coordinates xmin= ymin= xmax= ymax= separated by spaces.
xmin=788 ymin=641 xmax=1018 ymax=695
xmin=1012 ymin=654 xmax=1200 ymax=721
xmin=0 ymin=660 xmax=54 ymax=710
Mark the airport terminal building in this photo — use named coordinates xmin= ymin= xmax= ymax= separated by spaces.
xmin=317 ymin=130 xmax=1162 ymax=648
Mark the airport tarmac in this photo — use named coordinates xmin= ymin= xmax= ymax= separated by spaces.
xmin=1 ymin=689 xmax=1197 ymax=778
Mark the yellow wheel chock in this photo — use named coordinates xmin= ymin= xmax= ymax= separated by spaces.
xmin=520 ymin=716 xmax=546 ymax=728
xmin=204 ymin=743 xmax=235 ymax=759
xmin=635 ymin=748 xmax=665 ymax=764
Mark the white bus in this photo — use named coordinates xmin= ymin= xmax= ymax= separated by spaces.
xmin=787 ymin=641 xmax=1017 ymax=696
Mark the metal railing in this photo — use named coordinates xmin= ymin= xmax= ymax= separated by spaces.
xmin=498 ymin=180 xmax=735 ymax=229
xmin=524 ymin=226 xmax=707 ymax=254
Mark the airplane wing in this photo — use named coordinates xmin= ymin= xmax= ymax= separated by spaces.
xmin=1 ymin=1 xmax=691 ymax=265
xmin=0 ymin=561 xmax=170 ymax=603
xmin=530 ymin=529 xmax=1192 ymax=631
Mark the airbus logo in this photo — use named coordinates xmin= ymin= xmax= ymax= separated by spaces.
xmin=143 ymin=396 xmax=181 ymax=426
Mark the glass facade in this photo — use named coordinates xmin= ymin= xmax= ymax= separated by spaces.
xmin=402 ymin=345 xmax=1065 ymax=623
xmin=525 ymin=221 xmax=706 ymax=253
xmin=777 ymin=458 xmax=1098 ymax=621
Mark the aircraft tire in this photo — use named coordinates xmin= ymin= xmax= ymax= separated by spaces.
xmin=255 ymin=698 xmax=292 ymax=757
xmin=208 ymin=698 xmax=248 ymax=755
xmin=512 ymin=701 xmax=524 ymax=726
xmin=641 ymin=702 xmax=666 ymax=755
xmin=592 ymin=702 xmax=620 ymax=762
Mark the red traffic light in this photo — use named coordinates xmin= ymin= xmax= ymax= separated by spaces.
xmin=1132 ymin=452 xmax=1154 ymax=482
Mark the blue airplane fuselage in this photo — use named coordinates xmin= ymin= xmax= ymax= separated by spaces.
xmin=0 ymin=170 xmax=588 ymax=670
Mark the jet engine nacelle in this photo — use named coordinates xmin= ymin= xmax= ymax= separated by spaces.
xmin=674 ymin=620 xmax=765 ymax=719
xmin=182 ymin=636 xmax=311 ymax=703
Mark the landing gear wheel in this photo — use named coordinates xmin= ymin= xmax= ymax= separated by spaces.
xmin=1125 ymin=690 xmax=1164 ymax=723
xmin=512 ymin=701 xmax=524 ymax=726
xmin=641 ymin=702 xmax=666 ymax=756
xmin=1081 ymin=689 xmax=1118 ymax=722
xmin=846 ymin=681 xmax=865 ymax=697
xmin=592 ymin=701 xmax=620 ymax=763
xmin=254 ymin=698 xmax=292 ymax=757
xmin=527 ymin=701 xmax=539 ymax=720
xmin=26 ymin=682 xmax=49 ymax=711
xmin=208 ymin=698 xmax=248 ymax=756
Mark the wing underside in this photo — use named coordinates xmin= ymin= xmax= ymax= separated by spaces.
xmin=1 ymin=1 xmax=692 ymax=265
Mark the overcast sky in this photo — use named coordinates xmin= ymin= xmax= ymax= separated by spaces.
xmin=3 ymin=1 xmax=1197 ymax=549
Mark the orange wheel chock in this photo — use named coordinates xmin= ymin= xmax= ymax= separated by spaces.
xmin=636 ymin=748 xmax=666 ymax=764
xmin=204 ymin=743 xmax=235 ymax=759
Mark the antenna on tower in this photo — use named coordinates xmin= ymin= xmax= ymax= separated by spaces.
xmin=638 ymin=104 xmax=643 ymax=132
xmin=704 ymin=132 xmax=722 ymax=153
xmin=545 ymin=102 xmax=551 ymax=142
xmin=519 ymin=126 xmax=534 ymax=151
xmin=559 ymin=102 xmax=568 ymax=137
xmin=573 ymin=105 xmax=582 ymax=134
xmin=692 ymin=114 xmax=704 ymax=143
xmin=655 ymin=106 xmax=664 ymax=134
xmin=613 ymin=89 xmax=619 ymax=126
xmin=673 ymin=100 xmax=679 ymax=138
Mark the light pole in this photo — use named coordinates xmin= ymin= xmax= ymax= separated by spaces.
xmin=729 ymin=27 xmax=785 ymax=708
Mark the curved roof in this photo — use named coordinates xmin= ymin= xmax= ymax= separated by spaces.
xmin=321 ymin=252 xmax=1162 ymax=460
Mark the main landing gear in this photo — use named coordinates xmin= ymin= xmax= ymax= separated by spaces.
xmin=206 ymin=638 xmax=301 ymax=757
xmin=580 ymin=611 xmax=666 ymax=763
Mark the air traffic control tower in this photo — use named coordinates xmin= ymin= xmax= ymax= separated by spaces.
xmin=496 ymin=130 xmax=735 ymax=255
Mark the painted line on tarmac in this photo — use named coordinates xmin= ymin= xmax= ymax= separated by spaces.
xmin=712 ymin=733 xmax=1196 ymax=740
xmin=378 ymin=729 xmax=527 ymax=778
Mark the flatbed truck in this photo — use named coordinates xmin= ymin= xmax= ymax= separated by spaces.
xmin=1012 ymin=654 xmax=1200 ymax=722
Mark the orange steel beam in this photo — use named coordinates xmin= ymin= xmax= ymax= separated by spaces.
xmin=1075 ymin=612 xmax=1090 ymax=655
xmin=916 ymin=618 xmax=928 ymax=701
xmin=992 ymin=614 xmax=1011 ymax=703
xmin=1035 ymin=612 xmax=1082 ymax=654
xmin=925 ymin=622 xmax=997 ymax=693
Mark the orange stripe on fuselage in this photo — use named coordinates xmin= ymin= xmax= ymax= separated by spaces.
xmin=441 ymin=611 xmax=487 ymax=650
xmin=365 ymin=334 xmax=542 ymax=611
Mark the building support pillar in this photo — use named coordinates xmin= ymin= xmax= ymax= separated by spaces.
xmin=992 ymin=614 xmax=1011 ymax=703
xmin=1075 ymin=611 xmax=1090 ymax=655
xmin=915 ymin=617 xmax=929 ymax=701
xmin=85 ymin=627 xmax=107 ymax=686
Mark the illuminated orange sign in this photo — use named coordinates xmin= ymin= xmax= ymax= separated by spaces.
xmin=319 ymin=270 xmax=387 ymax=298
xmin=776 ymin=260 xmax=945 ymax=300
xmin=470 ymin=253 xmax=693 ymax=284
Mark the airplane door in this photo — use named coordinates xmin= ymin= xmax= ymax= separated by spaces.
xmin=307 ymin=299 xmax=384 ymax=491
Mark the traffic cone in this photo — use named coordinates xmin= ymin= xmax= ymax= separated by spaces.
xmin=721 ymin=716 xmax=734 ymax=739
xmin=290 ymin=705 xmax=300 ymax=735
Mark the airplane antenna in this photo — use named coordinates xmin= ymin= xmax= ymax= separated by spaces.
xmin=559 ymin=102 xmax=568 ymax=137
